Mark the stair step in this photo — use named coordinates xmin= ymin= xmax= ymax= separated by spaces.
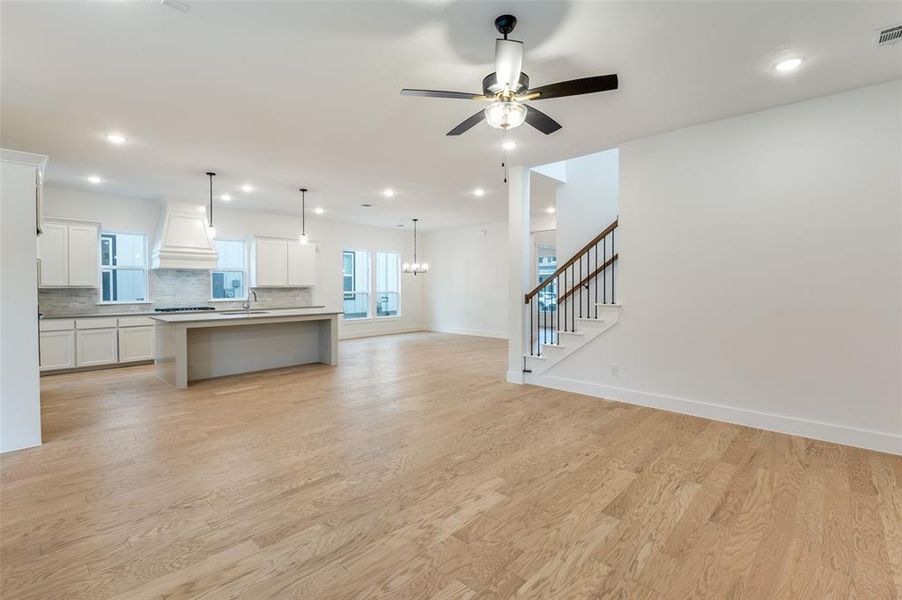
xmin=557 ymin=330 xmax=584 ymax=336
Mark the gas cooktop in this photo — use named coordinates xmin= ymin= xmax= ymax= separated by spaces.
xmin=154 ymin=306 xmax=216 ymax=313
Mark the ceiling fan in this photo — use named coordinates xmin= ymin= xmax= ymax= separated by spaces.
xmin=401 ymin=14 xmax=618 ymax=136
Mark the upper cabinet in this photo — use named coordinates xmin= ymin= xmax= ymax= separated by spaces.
xmin=250 ymin=236 xmax=316 ymax=288
xmin=39 ymin=219 xmax=99 ymax=288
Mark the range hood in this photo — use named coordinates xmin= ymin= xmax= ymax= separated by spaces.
xmin=150 ymin=202 xmax=219 ymax=270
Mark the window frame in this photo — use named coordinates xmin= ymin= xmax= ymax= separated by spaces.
xmin=210 ymin=239 xmax=248 ymax=301
xmin=99 ymin=230 xmax=149 ymax=304
xmin=342 ymin=250 xmax=356 ymax=301
xmin=375 ymin=250 xmax=402 ymax=319
xmin=341 ymin=248 xmax=371 ymax=321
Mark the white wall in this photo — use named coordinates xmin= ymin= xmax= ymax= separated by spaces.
xmin=554 ymin=148 xmax=619 ymax=261
xmin=1 ymin=154 xmax=44 ymax=453
xmin=42 ymin=187 xmax=425 ymax=339
xmin=541 ymin=80 xmax=902 ymax=454
xmin=43 ymin=186 xmax=160 ymax=233
xmin=421 ymin=221 xmax=508 ymax=339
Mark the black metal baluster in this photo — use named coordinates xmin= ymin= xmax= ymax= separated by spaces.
xmin=529 ymin=299 xmax=533 ymax=356
xmin=578 ymin=255 xmax=583 ymax=319
xmin=587 ymin=245 xmax=591 ymax=317
xmin=594 ymin=243 xmax=598 ymax=318
xmin=536 ymin=299 xmax=541 ymax=356
xmin=603 ymin=234 xmax=607 ymax=304
xmin=571 ymin=264 xmax=576 ymax=332
xmin=611 ymin=228 xmax=616 ymax=303
xmin=555 ymin=275 xmax=559 ymax=345
xmin=543 ymin=301 xmax=547 ymax=347
xmin=558 ymin=269 xmax=568 ymax=331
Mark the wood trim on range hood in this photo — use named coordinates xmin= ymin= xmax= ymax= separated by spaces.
xmin=150 ymin=202 xmax=219 ymax=270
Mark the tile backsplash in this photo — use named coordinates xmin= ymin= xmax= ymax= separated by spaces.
xmin=39 ymin=269 xmax=314 ymax=317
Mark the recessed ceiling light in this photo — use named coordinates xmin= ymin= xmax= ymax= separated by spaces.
xmin=220 ymin=194 xmax=231 ymax=201
xmin=474 ymin=188 xmax=485 ymax=197
xmin=105 ymin=133 xmax=127 ymax=145
xmin=502 ymin=140 xmax=516 ymax=151
xmin=87 ymin=175 xmax=102 ymax=184
xmin=241 ymin=184 xmax=253 ymax=193
xmin=382 ymin=188 xmax=395 ymax=197
xmin=546 ymin=206 xmax=556 ymax=214
xmin=314 ymin=207 xmax=324 ymax=215
xmin=774 ymin=57 xmax=804 ymax=72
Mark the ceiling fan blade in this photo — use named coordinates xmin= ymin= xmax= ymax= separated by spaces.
xmin=446 ymin=110 xmax=486 ymax=136
xmin=494 ymin=38 xmax=523 ymax=91
xmin=401 ymin=89 xmax=486 ymax=101
xmin=524 ymin=74 xmax=618 ymax=100
xmin=525 ymin=105 xmax=562 ymax=135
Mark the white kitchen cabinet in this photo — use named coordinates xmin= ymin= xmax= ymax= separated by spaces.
xmin=118 ymin=325 xmax=154 ymax=362
xmin=251 ymin=236 xmax=315 ymax=288
xmin=288 ymin=243 xmax=316 ymax=287
xmin=76 ymin=328 xmax=118 ymax=367
xmin=254 ymin=238 xmax=288 ymax=287
xmin=67 ymin=224 xmax=99 ymax=287
xmin=39 ymin=330 xmax=76 ymax=371
xmin=40 ymin=317 xmax=153 ymax=371
xmin=39 ymin=219 xmax=99 ymax=288
xmin=39 ymin=221 xmax=68 ymax=286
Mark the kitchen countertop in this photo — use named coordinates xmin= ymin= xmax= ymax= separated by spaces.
xmin=150 ymin=308 xmax=340 ymax=323
xmin=40 ymin=305 xmax=327 ymax=319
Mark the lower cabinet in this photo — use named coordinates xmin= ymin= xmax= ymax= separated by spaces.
xmin=39 ymin=316 xmax=156 ymax=371
xmin=39 ymin=330 xmax=76 ymax=371
xmin=76 ymin=328 xmax=118 ymax=367
xmin=118 ymin=326 xmax=154 ymax=362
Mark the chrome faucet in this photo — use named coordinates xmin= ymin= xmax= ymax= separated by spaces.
xmin=242 ymin=290 xmax=257 ymax=311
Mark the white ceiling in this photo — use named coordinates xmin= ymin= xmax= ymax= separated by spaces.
xmin=2 ymin=1 xmax=900 ymax=230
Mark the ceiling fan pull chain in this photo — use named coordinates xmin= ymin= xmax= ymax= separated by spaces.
xmin=502 ymin=132 xmax=508 ymax=183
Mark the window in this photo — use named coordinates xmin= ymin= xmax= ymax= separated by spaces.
xmin=343 ymin=251 xmax=355 ymax=300
xmin=342 ymin=250 xmax=370 ymax=319
xmin=101 ymin=232 xmax=147 ymax=303
xmin=212 ymin=240 xmax=246 ymax=300
xmin=537 ymin=252 xmax=557 ymax=312
xmin=375 ymin=251 xmax=401 ymax=317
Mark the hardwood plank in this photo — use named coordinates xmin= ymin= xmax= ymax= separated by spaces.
xmin=0 ymin=332 xmax=898 ymax=600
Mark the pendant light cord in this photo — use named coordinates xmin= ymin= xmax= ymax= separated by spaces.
xmin=300 ymin=188 xmax=307 ymax=237
xmin=206 ymin=172 xmax=216 ymax=228
xmin=413 ymin=218 xmax=418 ymax=263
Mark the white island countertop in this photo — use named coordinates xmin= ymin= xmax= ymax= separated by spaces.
xmin=150 ymin=307 xmax=340 ymax=323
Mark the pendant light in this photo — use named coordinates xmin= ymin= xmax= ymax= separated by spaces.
xmin=298 ymin=188 xmax=308 ymax=245
xmin=402 ymin=218 xmax=428 ymax=275
xmin=206 ymin=171 xmax=217 ymax=238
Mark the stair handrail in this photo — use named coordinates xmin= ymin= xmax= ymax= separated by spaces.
xmin=524 ymin=218 xmax=618 ymax=303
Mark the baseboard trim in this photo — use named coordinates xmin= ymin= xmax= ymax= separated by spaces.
xmin=339 ymin=326 xmax=423 ymax=340
xmin=531 ymin=374 xmax=902 ymax=455
xmin=506 ymin=370 xmax=525 ymax=384
xmin=426 ymin=326 xmax=508 ymax=340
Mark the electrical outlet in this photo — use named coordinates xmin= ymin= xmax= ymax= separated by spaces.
xmin=609 ymin=365 xmax=619 ymax=376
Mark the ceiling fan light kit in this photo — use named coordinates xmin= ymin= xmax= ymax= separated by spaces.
xmin=485 ymin=101 xmax=527 ymax=129
xmin=400 ymin=14 xmax=618 ymax=137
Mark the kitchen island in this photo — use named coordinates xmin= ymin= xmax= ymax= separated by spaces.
xmin=151 ymin=309 xmax=339 ymax=389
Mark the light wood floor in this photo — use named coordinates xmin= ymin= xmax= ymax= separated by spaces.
xmin=2 ymin=332 xmax=900 ymax=599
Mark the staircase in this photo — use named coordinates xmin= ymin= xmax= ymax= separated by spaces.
xmin=524 ymin=219 xmax=620 ymax=376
